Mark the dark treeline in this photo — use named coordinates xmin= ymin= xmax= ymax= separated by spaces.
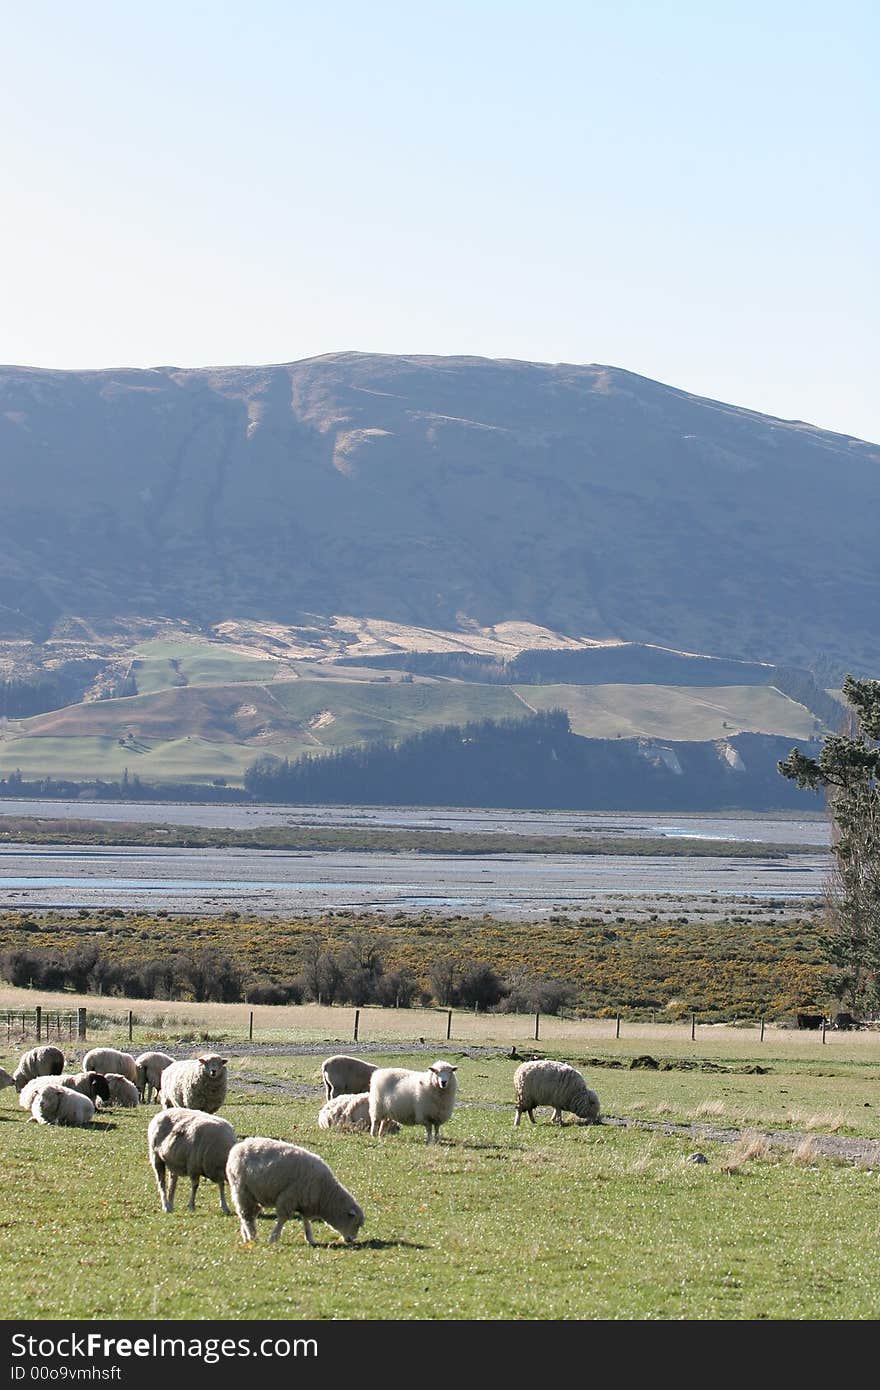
xmin=244 ymin=710 xmax=823 ymax=810
xmin=339 ymin=644 xmax=780 ymax=687
xmin=0 ymin=939 xmax=573 ymax=1015
xmin=0 ymin=769 xmax=248 ymax=802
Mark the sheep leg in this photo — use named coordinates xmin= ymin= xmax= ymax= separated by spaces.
xmin=527 ymin=1108 xmax=536 ymax=1124
xmin=301 ymin=1218 xmax=316 ymax=1247
xmin=166 ymin=1173 xmax=178 ymax=1212
xmin=551 ymin=1109 xmax=563 ymax=1125
xmin=152 ymin=1156 xmax=171 ymax=1212
xmin=234 ymin=1190 xmax=258 ymax=1243
xmin=513 ymin=1109 xmax=522 ymax=1127
xmin=217 ymin=1180 xmax=231 ymax=1215
xmin=188 ymin=1176 xmax=200 ymax=1212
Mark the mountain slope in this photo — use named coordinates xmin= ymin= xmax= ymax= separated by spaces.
xmin=1 ymin=353 xmax=877 ymax=671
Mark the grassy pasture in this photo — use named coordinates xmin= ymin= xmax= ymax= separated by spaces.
xmin=1 ymin=1042 xmax=879 ymax=1321
xmin=519 ymin=682 xmax=822 ymax=741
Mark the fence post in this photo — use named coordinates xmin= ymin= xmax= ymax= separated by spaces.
xmin=615 ymin=1013 xmax=621 ymax=1040
xmin=446 ymin=1010 xmax=452 ymax=1041
xmin=35 ymin=1006 xmax=41 ymax=1042
xmin=760 ymin=1017 xmax=765 ymax=1042
xmin=128 ymin=1010 xmax=133 ymax=1043
xmin=77 ymin=1007 xmax=87 ymax=1042
xmin=249 ymin=1010 xmax=254 ymax=1041
xmin=534 ymin=1011 xmax=540 ymax=1041
xmin=822 ymin=1017 xmax=827 ymax=1045
xmin=691 ymin=1013 xmax=696 ymax=1041
xmin=353 ymin=1009 xmax=360 ymax=1042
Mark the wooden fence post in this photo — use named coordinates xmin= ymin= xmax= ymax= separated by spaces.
xmin=822 ymin=1017 xmax=827 ymax=1044
xmin=615 ymin=1013 xmax=621 ymax=1039
xmin=691 ymin=1013 xmax=696 ymax=1041
xmin=446 ymin=1010 xmax=452 ymax=1041
xmin=353 ymin=1009 xmax=360 ymax=1042
xmin=77 ymin=1007 xmax=87 ymax=1042
xmin=534 ymin=1011 xmax=540 ymax=1041
xmin=248 ymin=1010 xmax=254 ymax=1041
xmin=760 ymin=1017 xmax=765 ymax=1042
xmin=35 ymin=1006 xmax=41 ymax=1042
xmin=128 ymin=1010 xmax=133 ymax=1043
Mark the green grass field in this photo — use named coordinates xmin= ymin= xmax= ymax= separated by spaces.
xmin=519 ymin=683 xmax=823 ymax=741
xmin=1 ymin=1035 xmax=879 ymax=1320
xmin=131 ymin=638 xmax=285 ymax=694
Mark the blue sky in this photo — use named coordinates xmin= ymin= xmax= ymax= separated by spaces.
xmin=2 ymin=2 xmax=877 ymax=441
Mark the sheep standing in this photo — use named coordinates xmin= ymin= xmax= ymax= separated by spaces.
xmin=135 ymin=1051 xmax=175 ymax=1103
xmin=321 ymin=1055 xmax=377 ymax=1102
xmin=82 ymin=1048 xmax=139 ymax=1086
xmin=103 ymin=1073 xmax=140 ymax=1108
xmin=62 ymin=1072 xmax=111 ymax=1106
xmin=13 ymin=1045 xmax=65 ymax=1092
xmin=226 ymin=1137 xmax=364 ymax=1246
xmin=148 ymin=1108 xmax=237 ymax=1214
xmin=30 ymin=1083 xmax=95 ymax=1127
xmin=318 ymin=1092 xmax=399 ymax=1135
xmin=159 ymin=1055 xmax=228 ymax=1113
xmin=513 ymin=1060 xmax=601 ymax=1127
xmin=369 ymin=1061 xmax=458 ymax=1143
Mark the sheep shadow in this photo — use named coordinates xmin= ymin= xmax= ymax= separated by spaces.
xmin=358 ymin=1238 xmax=429 ymax=1251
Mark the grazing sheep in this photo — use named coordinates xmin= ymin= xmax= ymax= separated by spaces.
xmin=321 ymin=1055 xmax=377 ymax=1102
xmin=13 ymin=1045 xmax=65 ymax=1092
xmin=147 ymin=1108 xmax=237 ymax=1215
xmin=62 ymin=1072 xmax=111 ymax=1106
xmin=318 ymin=1092 xmax=400 ymax=1135
xmin=103 ymin=1073 xmax=140 ymax=1108
xmin=0 ymin=1067 xmax=16 ymax=1091
xmin=226 ymin=1137 xmax=364 ymax=1246
xmin=30 ymin=1082 xmax=95 ymax=1127
xmin=135 ymin=1051 xmax=175 ymax=1103
xmin=159 ymin=1055 xmax=228 ymax=1114
xmin=513 ymin=1060 xmax=601 ymax=1127
xmin=369 ymin=1060 xmax=458 ymax=1144
xmin=82 ymin=1048 xmax=139 ymax=1085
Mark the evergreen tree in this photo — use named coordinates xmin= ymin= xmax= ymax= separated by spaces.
xmin=778 ymin=676 xmax=880 ymax=1014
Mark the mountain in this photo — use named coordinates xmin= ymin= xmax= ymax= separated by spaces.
xmin=1 ymin=353 xmax=877 ymax=675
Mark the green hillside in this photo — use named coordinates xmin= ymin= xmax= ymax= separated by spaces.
xmin=518 ymin=683 xmax=823 ymax=741
xmin=0 ymin=654 xmax=826 ymax=784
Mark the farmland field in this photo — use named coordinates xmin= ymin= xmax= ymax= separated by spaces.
xmin=2 ymin=1020 xmax=879 ymax=1321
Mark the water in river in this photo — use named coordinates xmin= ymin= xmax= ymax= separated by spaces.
xmin=0 ymin=801 xmax=831 ymax=918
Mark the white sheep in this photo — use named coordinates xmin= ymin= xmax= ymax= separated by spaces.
xmin=321 ymin=1054 xmax=377 ymax=1102
xmin=318 ymin=1092 xmax=399 ymax=1135
xmin=369 ymin=1060 xmax=458 ymax=1143
xmin=19 ymin=1075 xmax=63 ymax=1110
xmin=30 ymin=1082 xmax=95 ymax=1127
xmin=13 ymin=1045 xmax=65 ymax=1092
xmin=103 ymin=1073 xmax=140 ymax=1108
xmin=135 ymin=1051 xmax=175 ymax=1103
xmin=82 ymin=1048 xmax=139 ymax=1085
xmin=159 ymin=1055 xmax=228 ymax=1113
xmin=147 ymin=1108 xmax=237 ymax=1215
xmin=226 ymin=1137 xmax=364 ymax=1246
xmin=513 ymin=1060 xmax=601 ymax=1127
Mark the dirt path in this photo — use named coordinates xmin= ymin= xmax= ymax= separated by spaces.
xmin=213 ymin=1041 xmax=880 ymax=1166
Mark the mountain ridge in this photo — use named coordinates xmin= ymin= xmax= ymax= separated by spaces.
xmin=1 ymin=352 xmax=877 ymax=674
